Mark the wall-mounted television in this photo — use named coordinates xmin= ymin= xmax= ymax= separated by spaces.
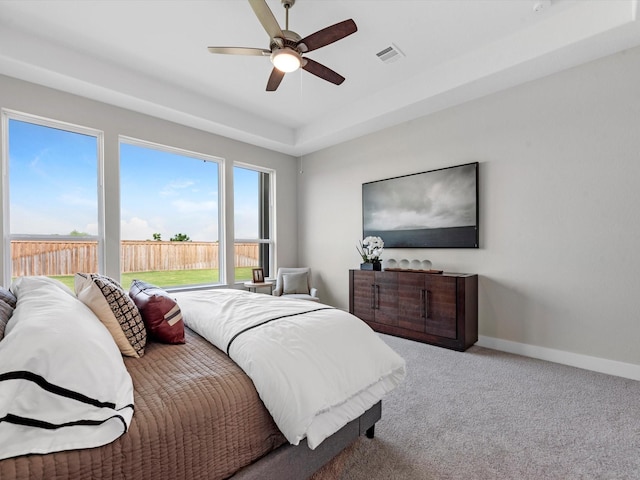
xmin=362 ymin=162 xmax=479 ymax=248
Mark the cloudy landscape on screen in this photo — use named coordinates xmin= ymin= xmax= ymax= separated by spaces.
xmin=363 ymin=164 xmax=476 ymax=231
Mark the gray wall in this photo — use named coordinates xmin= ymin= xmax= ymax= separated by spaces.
xmin=298 ymin=46 xmax=640 ymax=377
xmin=0 ymin=74 xmax=299 ymax=284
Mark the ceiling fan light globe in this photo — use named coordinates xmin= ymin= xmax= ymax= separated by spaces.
xmin=271 ymin=48 xmax=301 ymax=72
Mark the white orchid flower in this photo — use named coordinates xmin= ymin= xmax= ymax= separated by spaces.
xmin=357 ymin=236 xmax=384 ymax=263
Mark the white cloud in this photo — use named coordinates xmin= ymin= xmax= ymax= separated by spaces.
xmin=172 ymin=199 xmax=217 ymax=213
xmin=58 ymin=192 xmax=97 ymax=208
xmin=160 ymin=179 xmax=195 ymax=196
xmin=10 ymin=204 xmax=87 ymax=235
xmin=121 ymin=217 xmax=156 ymax=240
xmin=84 ymin=223 xmax=99 ymax=236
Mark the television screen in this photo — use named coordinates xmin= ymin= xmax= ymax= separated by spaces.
xmin=362 ymin=162 xmax=479 ymax=248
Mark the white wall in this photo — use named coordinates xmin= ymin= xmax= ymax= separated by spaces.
xmin=298 ymin=46 xmax=640 ymax=376
xmin=0 ymin=74 xmax=299 ymax=284
xmin=3 ymin=45 xmax=639 ymax=378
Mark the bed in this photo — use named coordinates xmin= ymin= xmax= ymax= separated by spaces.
xmin=0 ymin=276 xmax=405 ymax=479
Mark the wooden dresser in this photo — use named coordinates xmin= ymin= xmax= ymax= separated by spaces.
xmin=349 ymin=269 xmax=478 ymax=351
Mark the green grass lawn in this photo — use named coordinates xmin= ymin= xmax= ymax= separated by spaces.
xmin=50 ymin=267 xmax=256 ymax=290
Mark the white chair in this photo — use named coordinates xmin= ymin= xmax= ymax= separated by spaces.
xmin=272 ymin=267 xmax=319 ymax=302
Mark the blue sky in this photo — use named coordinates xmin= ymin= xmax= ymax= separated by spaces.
xmin=9 ymin=119 xmax=260 ymax=241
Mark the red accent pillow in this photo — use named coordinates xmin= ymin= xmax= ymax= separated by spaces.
xmin=128 ymin=280 xmax=185 ymax=344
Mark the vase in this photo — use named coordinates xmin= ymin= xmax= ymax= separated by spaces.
xmin=360 ymin=261 xmax=382 ymax=271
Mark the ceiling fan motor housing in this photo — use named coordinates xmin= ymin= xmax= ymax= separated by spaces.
xmin=270 ymin=30 xmax=303 ymax=52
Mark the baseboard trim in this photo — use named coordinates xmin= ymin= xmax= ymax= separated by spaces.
xmin=477 ymin=335 xmax=640 ymax=381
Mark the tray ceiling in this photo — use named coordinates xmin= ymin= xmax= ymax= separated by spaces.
xmin=1 ymin=0 xmax=639 ymax=155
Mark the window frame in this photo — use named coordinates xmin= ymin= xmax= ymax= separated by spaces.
xmin=233 ymin=162 xmax=276 ymax=282
xmin=1 ymin=109 xmax=105 ymax=286
xmin=119 ymin=135 xmax=226 ymax=288
xmin=0 ymin=112 xmax=277 ymax=290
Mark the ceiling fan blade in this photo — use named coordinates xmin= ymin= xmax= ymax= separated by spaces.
xmin=302 ymin=58 xmax=345 ymax=85
xmin=208 ymin=46 xmax=271 ymax=56
xmin=248 ymin=0 xmax=284 ymax=42
xmin=266 ymin=67 xmax=285 ymax=91
xmin=298 ymin=19 xmax=357 ymax=53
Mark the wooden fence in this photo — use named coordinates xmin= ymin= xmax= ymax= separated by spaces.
xmin=11 ymin=240 xmax=260 ymax=276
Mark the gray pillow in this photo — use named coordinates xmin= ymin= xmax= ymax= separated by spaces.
xmin=0 ymin=299 xmax=14 ymax=340
xmin=0 ymin=287 xmax=17 ymax=308
xmin=283 ymin=272 xmax=309 ymax=295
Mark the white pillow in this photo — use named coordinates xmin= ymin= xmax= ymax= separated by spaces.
xmin=2 ymin=275 xmax=134 ymax=459
xmin=11 ymin=275 xmax=74 ymax=298
xmin=75 ymin=273 xmax=146 ymax=358
xmin=283 ymin=272 xmax=310 ymax=295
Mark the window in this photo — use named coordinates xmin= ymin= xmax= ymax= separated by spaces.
xmin=1 ymin=113 xmax=277 ymax=290
xmin=119 ymin=138 xmax=222 ymax=288
xmin=2 ymin=111 xmax=103 ymax=289
xmin=233 ymin=165 xmax=273 ymax=282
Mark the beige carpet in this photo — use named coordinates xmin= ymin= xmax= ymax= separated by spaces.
xmin=312 ymin=334 xmax=640 ymax=480
xmin=310 ymin=441 xmax=358 ymax=480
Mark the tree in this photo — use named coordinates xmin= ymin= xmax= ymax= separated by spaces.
xmin=69 ymin=229 xmax=89 ymax=237
xmin=152 ymin=233 xmax=162 ymax=241
xmin=170 ymin=233 xmax=190 ymax=242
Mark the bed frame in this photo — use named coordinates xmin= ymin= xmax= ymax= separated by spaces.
xmin=233 ymin=401 xmax=381 ymax=480
xmin=0 ymin=325 xmax=381 ymax=480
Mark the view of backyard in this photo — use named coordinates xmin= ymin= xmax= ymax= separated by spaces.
xmin=11 ymin=240 xmax=261 ymax=289
xmin=50 ymin=268 xmax=256 ymax=291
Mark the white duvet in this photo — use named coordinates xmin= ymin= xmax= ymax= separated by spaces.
xmin=174 ymin=289 xmax=406 ymax=449
xmin=0 ymin=277 xmax=134 ymax=460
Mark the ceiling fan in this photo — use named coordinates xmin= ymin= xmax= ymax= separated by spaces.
xmin=208 ymin=0 xmax=357 ymax=91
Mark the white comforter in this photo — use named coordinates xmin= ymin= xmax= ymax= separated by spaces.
xmin=0 ymin=277 xmax=134 ymax=460
xmin=174 ymin=289 xmax=406 ymax=449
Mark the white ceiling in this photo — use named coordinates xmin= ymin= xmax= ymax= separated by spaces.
xmin=1 ymin=0 xmax=639 ymax=156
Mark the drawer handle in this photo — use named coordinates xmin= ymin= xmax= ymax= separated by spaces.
xmin=422 ymin=289 xmax=430 ymax=319
xmin=371 ymin=285 xmax=376 ymax=309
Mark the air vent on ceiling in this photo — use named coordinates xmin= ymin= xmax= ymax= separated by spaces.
xmin=533 ymin=0 xmax=552 ymax=12
xmin=376 ymin=43 xmax=405 ymax=64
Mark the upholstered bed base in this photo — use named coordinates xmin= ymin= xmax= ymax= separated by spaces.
xmin=232 ymin=401 xmax=381 ymax=480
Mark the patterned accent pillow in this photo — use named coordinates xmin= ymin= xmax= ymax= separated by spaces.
xmin=0 ymin=287 xmax=17 ymax=309
xmin=129 ymin=279 xmax=185 ymax=344
xmin=0 ymin=299 xmax=14 ymax=340
xmin=75 ymin=273 xmax=146 ymax=358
